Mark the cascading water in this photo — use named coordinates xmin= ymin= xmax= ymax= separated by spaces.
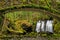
xmin=36 ymin=20 xmax=53 ymax=33
xmin=41 ymin=21 xmax=45 ymax=32
xmin=46 ymin=20 xmax=53 ymax=33
xmin=36 ymin=20 xmax=41 ymax=33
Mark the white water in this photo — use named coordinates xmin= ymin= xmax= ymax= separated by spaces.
xmin=36 ymin=20 xmax=41 ymax=33
xmin=46 ymin=20 xmax=53 ymax=33
xmin=36 ymin=20 xmax=53 ymax=33
xmin=41 ymin=21 xmax=45 ymax=32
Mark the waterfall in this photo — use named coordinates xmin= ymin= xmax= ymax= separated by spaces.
xmin=36 ymin=20 xmax=53 ymax=33
xmin=36 ymin=20 xmax=41 ymax=33
xmin=46 ymin=20 xmax=53 ymax=33
xmin=41 ymin=21 xmax=45 ymax=32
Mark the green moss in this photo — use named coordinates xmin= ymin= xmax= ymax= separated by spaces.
xmin=54 ymin=22 xmax=60 ymax=33
xmin=28 ymin=32 xmax=37 ymax=37
xmin=41 ymin=34 xmax=47 ymax=37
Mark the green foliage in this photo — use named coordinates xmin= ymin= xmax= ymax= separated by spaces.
xmin=41 ymin=34 xmax=47 ymax=37
xmin=21 ymin=0 xmax=27 ymax=2
xmin=28 ymin=32 xmax=37 ymax=37
xmin=0 ymin=16 xmax=2 ymax=24
xmin=0 ymin=16 xmax=3 ymax=31
xmin=53 ymin=33 xmax=60 ymax=37
xmin=0 ymin=0 xmax=60 ymax=14
xmin=54 ymin=22 xmax=60 ymax=33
